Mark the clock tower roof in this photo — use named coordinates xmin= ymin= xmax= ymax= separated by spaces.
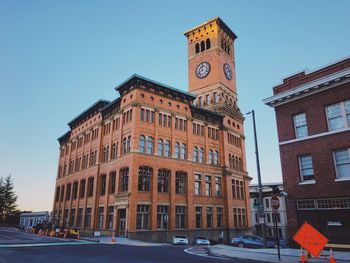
xmin=184 ymin=16 xmax=237 ymax=41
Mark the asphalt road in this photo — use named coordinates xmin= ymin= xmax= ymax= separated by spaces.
xmin=0 ymin=228 xmax=266 ymax=263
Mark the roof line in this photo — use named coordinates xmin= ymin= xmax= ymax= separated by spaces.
xmin=67 ymin=99 xmax=110 ymax=127
xmin=115 ymin=74 xmax=196 ymax=99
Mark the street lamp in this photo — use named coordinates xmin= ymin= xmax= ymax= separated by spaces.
xmin=246 ymin=110 xmax=267 ymax=248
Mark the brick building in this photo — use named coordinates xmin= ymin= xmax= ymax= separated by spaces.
xmin=52 ymin=17 xmax=251 ymax=242
xmin=264 ymin=57 xmax=350 ymax=244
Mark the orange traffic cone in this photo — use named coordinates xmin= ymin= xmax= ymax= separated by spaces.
xmin=300 ymin=247 xmax=307 ymax=263
xmin=329 ymin=248 xmax=336 ymax=263
xmin=112 ymin=232 xmax=116 ymax=243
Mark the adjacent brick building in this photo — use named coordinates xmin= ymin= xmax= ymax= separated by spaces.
xmin=264 ymin=57 xmax=350 ymax=244
xmin=52 ymin=17 xmax=251 ymax=242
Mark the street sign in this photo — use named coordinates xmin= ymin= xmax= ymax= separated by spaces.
xmin=293 ymin=222 xmax=329 ymax=258
xmin=258 ymin=217 xmax=265 ymax=224
xmin=271 ymin=195 xmax=280 ymax=212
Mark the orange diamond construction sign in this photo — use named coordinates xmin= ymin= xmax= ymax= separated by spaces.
xmin=293 ymin=222 xmax=329 ymax=258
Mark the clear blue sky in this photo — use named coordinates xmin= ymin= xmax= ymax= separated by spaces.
xmin=0 ymin=1 xmax=349 ymax=211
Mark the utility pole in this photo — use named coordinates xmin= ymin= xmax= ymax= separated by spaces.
xmin=247 ymin=110 xmax=267 ymax=247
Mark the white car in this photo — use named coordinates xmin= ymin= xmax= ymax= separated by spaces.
xmin=172 ymin=235 xmax=189 ymax=245
xmin=194 ymin=236 xmax=210 ymax=246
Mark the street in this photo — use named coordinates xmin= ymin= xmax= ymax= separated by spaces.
xmin=0 ymin=229 xmax=266 ymax=263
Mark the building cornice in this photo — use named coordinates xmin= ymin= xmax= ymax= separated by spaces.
xmin=263 ymin=68 xmax=350 ymax=107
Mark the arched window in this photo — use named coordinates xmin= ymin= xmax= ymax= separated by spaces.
xmin=214 ymin=151 xmax=219 ymax=165
xmin=123 ymin=138 xmax=127 ymax=154
xmin=181 ymin=143 xmax=186 ymax=160
xmin=165 ymin=140 xmax=171 ymax=157
xmin=193 ymin=146 xmax=198 ymax=162
xmin=111 ymin=143 xmax=117 ymax=159
xmin=100 ymin=174 xmax=106 ymax=196
xmin=199 ymin=147 xmax=204 ymax=163
xmin=102 ymin=147 xmax=107 ymax=162
xmin=175 ymin=171 xmax=187 ymax=194
xmin=239 ymin=157 xmax=242 ymax=171
xmin=127 ymin=136 xmax=131 ymax=153
xmin=147 ymin=137 xmax=153 ymax=154
xmin=206 ymin=38 xmax=211 ymax=49
xmin=109 ymin=171 xmax=116 ymax=194
xmin=158 ymin=169 xmax=170 ymax=193
xmin=175 ymin=142 xmax=180 ymax=159
xmin=138 ymin=166 xmax=152 ymax=191
xmin=209 ymin=149 xmax=214 ymax=164
xmin=157 ymin=139 xmax=163 ymax=156
xmin=139 ymin=135 xmax=145 ymax=153
xmin=221 ymin=39 xmax=224 ymax=50
xmin=234 ymin=156 xmax=238 ymax=169
xmin=224 ymin=42 xmax=227 ymax=52
xmin=195 ymin=43 xmax=200 ymax=54
xmin=200 ymin=41 xmax=205 ymax=52
xmin=120 ymin=167 xmax=129 ymax=192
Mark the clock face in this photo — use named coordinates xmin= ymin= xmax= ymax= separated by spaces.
xmin=223 ymin=63 xmax=232 ymax=80
xmin=195 ymin=62 xmax=211 ymax=79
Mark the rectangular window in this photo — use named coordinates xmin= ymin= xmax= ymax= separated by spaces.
xmin=72 ymin=182 xmax=78 ymax=200
xmin=157 ymin=205 xmax=169 ymax=229
xmin=66 ymin=184 xmax=71 ymax=201
xmin=195 ymin=207 xmax=202 ymax=228
xmin=175 ymin=206 xmax=186 ymax=229
xmin=141 ymin=108 xmax=145 ymax=121
xmin=217 ymin=207 xmax=223 ymax=228
xmin=195 ymin=174 xmax=201 ymax=195
xmin=107 ymin=206 xmax=114 ymax=229
xmin=205 ymin=175 xmax=212 ymax=196
xmin=333 ymin=148 xmax=350 ymax=179
xmin=80 ymin=180 xmax=86 ymax=198
xmin=98 ymin=207 xmax=104 ymax=229
xmin=326 ymin=100 xmax=350 ymax=131
xmin=136 ymin=205 xmax=150 ymax=230
xmin=77 ymin=208 xmax=83 ymax=227
xmin=293 ymin=113 xmax=308 ymax=138
xmin=298 ymin=155 xmax=315 ymax=182
xmin=206 ymin=207 xmax=213 ymax=228
xmin=109 ymin=172 xmax=116 ymax=194
xmin=69 ymin=209 xmax=76 ymax=227
xmin=267 ymin=213 xmax=271 ymax=223
xmin=84 ymin=208 xmax=91 ymax=228
xmin=265 ymin=198 xmax=270 ymax=208
xmin=215 ymin=177 xmax=222 ymax=197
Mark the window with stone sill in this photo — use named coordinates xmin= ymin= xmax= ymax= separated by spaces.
xmin=326 ymin=100 xmax=350 ymax=131
xmin=293 ymin=112 xmax=308 ymax=138
xmin=333 ymin=148 xmax=350 ymax=179
xmin=298 ymin=155 xmax=315 ymax=182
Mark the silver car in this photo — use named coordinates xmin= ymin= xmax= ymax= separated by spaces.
xmin=172 ymin=235 xmax=189 ymax=245
xmin=194 ymin=236 xmax=210 ymax=245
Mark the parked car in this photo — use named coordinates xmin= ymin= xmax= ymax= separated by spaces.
xmin=231 ymin=235 xmax=275 ymax=248
xmin=193 ymin=236 xmax=210 ymax=246
xmin=266 ymin=237 xmax=288 ymax=248
xmin=172 ymin=235 xmax=189 ymax=245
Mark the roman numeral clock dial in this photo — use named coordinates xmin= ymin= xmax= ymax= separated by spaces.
xmin=195 ymin=62 xmax=211 ymax=79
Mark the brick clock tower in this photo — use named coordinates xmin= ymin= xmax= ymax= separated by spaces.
xmin=184 ymin=17 xmax=238 ymax=113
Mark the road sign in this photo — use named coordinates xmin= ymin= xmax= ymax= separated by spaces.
xmin=271 ymin=195 xmax=280 ymax=212
xmin=293 ymin=222 xmax=329 ymax=258
xmin=258 ymin=217 xmax=265 ymax=224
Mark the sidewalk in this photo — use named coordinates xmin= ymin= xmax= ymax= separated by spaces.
xmin=209 ymin=245 xmax=350 ymax=263
xmin=80 ymin=236 xmax=167 ymax=247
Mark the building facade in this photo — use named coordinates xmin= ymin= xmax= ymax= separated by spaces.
xmin=250 ymin=183 xmax=288 ymax=241
xmin=20 ymin=211 xmax=50 ymax=229
xmin=52 ymin=17 xmax=251 ymax=242
xmin=264 ymin=57 xmax=350 ymax=244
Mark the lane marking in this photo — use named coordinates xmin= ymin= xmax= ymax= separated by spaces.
xmin=0 ymin=241 xmax=96 ymax=248
xmin=184 ymin=247 xmax=230 ymax=261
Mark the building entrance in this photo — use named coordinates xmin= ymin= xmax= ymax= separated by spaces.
xmin=117 ymin=209 xmax=126 ymax=237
